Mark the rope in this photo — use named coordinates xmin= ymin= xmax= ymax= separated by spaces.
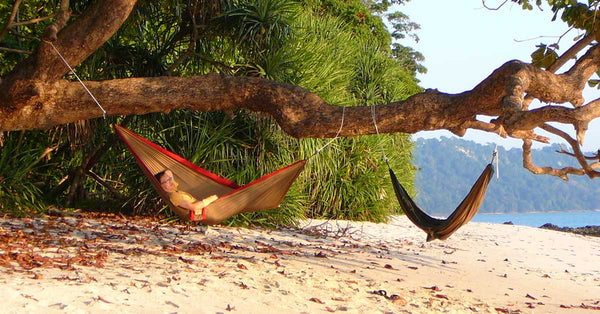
xmin=44 ymin=40 xmax=107 ymax=118
xmin=312 ymin=106 xmax=346 ymax=157
xmin=492 ymin=144 xmax=500 ymax=180
xmin=370 ymin=106 xmax=389 ymax=166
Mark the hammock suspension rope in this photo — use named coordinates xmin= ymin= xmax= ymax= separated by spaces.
xmin=370 ymin=105 xmax=497 ymax=241
xmin=44 ymin=40 xmax=107 ymax=118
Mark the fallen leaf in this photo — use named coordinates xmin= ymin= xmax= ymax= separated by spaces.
xmin=391 ymin=295 xmax=408 ymax=306
xmin=525 ymin=293 xmax=537 ymax=300
xmin=166 ymin=300 xmax=179 ymax=308
xmin=178 ymin=256 xmax=193 ymax=264
xmin=309 ymin=297 xmax=324 ymax=304
xmin=21 ymin=294 xmax=39 ymax=302
xmin=237 ymin=263 xmax=247 ymax=270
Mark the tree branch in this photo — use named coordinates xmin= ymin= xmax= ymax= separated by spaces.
xmin=3 ymin=0 xmax=136 ymax=83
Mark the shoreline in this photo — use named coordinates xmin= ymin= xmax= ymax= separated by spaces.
xmin=1 ymin=213 xmax=599 ymax=313
xmin=475 ymin=209 xmax=600 ymax=215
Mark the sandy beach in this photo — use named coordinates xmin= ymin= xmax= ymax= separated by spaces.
xmin=1 ymin=213 xmax=599 ymax=313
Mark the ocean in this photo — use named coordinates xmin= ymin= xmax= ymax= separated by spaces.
xmin=471 ymin=210 xmax=600 ymax=228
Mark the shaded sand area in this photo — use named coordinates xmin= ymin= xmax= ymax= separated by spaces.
xmin=1 ymin=213 xmax=599 ymax=313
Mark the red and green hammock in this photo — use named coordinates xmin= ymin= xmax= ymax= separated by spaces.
xmin=114 ymin=124 xmax=306 ymax=224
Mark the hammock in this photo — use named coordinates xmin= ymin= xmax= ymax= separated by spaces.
xmin=114 ymin=124 xmax=306 ymax=224
xmin=389 ymin=161 xmax=494 ymax=241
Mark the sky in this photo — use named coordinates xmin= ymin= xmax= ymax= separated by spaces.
xmin=393 ymin=0 xmax=599 ymax=152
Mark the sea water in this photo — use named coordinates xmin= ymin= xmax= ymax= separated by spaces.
xmin=471 ymin=210 xmax=600 ymax=228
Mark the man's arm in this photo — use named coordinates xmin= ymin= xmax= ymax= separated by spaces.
xmin=178 ymin=195 xmax=218 ymax=211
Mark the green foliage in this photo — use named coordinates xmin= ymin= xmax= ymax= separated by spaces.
xmin=285 ymin=7 xmax=419 ymax=222
xmin=531 ymin=43 xmax=559 ymax=69
xmin=588 ymin=69 xmax=600 ymax=89
xmin=0 ymin=131 xmax=54 ymax=215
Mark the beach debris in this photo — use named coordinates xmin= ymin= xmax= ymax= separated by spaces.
xmin=407 ymin=266 xmax=418 ymax=270
xmin=423 ymin=286 xmax=441 ymax=291
xmin=95 ymin=295 xmax=112 ymax=304
xmin=525 ymin=293 xmax=537 ymax=300
xmin=309 ymin=297 xmax=324 ymax=304
xmin=237 ymin=263 xmax=247 ymax=270
xmin=225 ymin=304 xmax=235 ymax=311
xmin=434 ymin=294 xmax=448 ymax=300
xmin=525 ymin=302 xmax=535 ymax=309
xmin=235 ymin=281 xmax=249 ymax=289
xmin=325 ymin=306 xmax=336 ymax=312
xmin=368 ymin=289 xmax=405 ymax=304
xmin=314 ymin=252 xmax=327 ymax=258
xmin=579 ymin=302 xmax=600 ymax=310
xmin=384 ymin=264 xmax=394 ymax=269
xmin=494 ymin=307 xmax=522 ymax=313
xmin=178 ymin=256 xmax=193 ymax=264
xmin=21 ymin=294 xmax=39 ymax=302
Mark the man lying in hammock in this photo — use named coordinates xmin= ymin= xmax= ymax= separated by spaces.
xmin=155 ymin=170 xmax=218 ymax=213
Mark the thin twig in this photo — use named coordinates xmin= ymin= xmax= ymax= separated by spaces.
xmin=0 ymin=46 xmax=32 ymax=54
xmin=556 ymin=144 xmax=600 ymax=160
xmin=481 ymin=0 xmax=509 ymax=11
xmin=0 ymin=0 xmax=22 ymax=42
xmin=11 ymin=14 xmax=57 ymax=27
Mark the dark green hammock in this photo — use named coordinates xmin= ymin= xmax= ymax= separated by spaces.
xmin=390 ymin=161 xmax=495 ymax=242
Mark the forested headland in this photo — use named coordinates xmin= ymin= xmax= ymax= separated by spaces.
xmin=413 ymin=137 xmax=600 ymax=215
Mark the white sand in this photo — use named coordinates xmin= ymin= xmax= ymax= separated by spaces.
xmin=1 ymin=214 xmax=599 ymax=313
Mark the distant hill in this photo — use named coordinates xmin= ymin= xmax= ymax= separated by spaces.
xmin=412 ymin=137 xmax=600 ymax=215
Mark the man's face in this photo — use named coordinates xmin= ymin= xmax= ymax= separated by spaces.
xmin=159 ymin=170 xmax=177 ymax=193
